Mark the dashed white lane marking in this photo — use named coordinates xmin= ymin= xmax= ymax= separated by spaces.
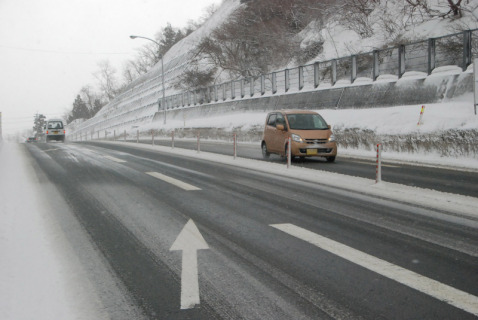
xmin=146 ymin=172 xmax=201 ymax=191
xmin=103 ymin=155 xmax=127 ymax=163
xmin=271 ymin=223 xmax=478 ymax=316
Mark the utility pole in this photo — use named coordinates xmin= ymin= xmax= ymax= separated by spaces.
xmin=0 ymin=111 xmax=3 ymax=141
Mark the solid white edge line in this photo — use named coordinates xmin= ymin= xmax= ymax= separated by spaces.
xmin=146 ymin=172 xmax=201 ymax=191
xmin=270 ymin=223 xmax=478 ymax=316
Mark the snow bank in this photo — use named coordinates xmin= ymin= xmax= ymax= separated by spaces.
xmin=0 ymin=143 xmax=114 ymax=320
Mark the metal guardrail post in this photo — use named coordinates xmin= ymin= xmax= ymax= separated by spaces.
xmin=463 ymin=30 xmax=472 ymax=71
xmin=261 ymin=75 xmax=265 ymax=95
xmin=285 ymin=69 xmax=290 ymax=92
xmin=250 ymin=77 xmax=254 ymax=97
xmin=331 ymin=60 xmax=337 ymax=85
xmin=299 ymin=66 xmax=304 ymax=90
xmin=314 ymin=62 xmax=319 ymax=88
xmin=373 ymin=50 xmax=380 ymax=81
xmin=272 ymin=72 xmax=277 ymax=94
xmin=428 ymin=38 xmax=436 ymax=75
xmin=351 ymin=55 xmax=357 ymax=83
xmin=398 ymin=45 xmax=406 ymax=78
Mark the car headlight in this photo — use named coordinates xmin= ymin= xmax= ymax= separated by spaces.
xmin=328 ymin=133 xmax=336 ymax=142
xmin=291 ymin=134 xmax=303 ymax=143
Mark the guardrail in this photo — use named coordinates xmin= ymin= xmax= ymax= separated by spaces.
xmin=69 ymin=29 xmax=478 ymax=140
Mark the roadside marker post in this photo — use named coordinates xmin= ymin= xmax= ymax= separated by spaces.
xmin=474 ymin=58 xmax=478 ymax=115
xmin=233 ymin=133 xmax=237 ymax=159
xmin=137 ymin=130 xmax=139 ymax=143
xmin=287 ymin=137 xmax=292 ymax=168
xmin=376 ymin=143 xmax=382 ymax=183
xmin=417 ymin=105 xmax=425 ymax=126
xmin=197 ymin=133 xmax=200 ymax=153
xmin=152 ymin=130 xmax=155 ymax=146
xmin=114 ymin=130 xmax=116 ymax=141
xmin=124 ymin=130 xmax=126 ymax=142
xmin=172 ymin=131 xmax=175 ymax=149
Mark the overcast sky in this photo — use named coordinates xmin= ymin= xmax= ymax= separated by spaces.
xmin=0 ymin=0 xmax=222 ymax=136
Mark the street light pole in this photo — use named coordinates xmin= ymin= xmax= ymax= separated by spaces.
xmin=130 ymin=35 xmax=167 ymax=124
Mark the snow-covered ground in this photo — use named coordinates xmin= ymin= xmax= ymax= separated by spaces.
xmin=0 ymin=142 xmax=142 ymax=320
xmin=0 ymin=142 xmax=103 ymax=319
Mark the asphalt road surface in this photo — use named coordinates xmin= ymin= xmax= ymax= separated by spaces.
xmin=24 ymin=141 xmax=478 ymax=319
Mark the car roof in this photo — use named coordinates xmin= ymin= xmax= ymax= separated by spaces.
xmin=47 ymin=118 xmax=63 ymax=122
xmin=270 ymin=110 xmax=319 ymax=115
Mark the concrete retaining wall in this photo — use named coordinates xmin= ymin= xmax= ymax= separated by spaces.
xmin=158 ymin=71 xmax=472 ymax=122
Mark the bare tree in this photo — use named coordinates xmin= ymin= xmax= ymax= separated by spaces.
xmin=94 ymin=60 xmax=120 ymax=102
xmin=334 ymin=0 xmax=379 ymax=38
xmin=79 ymin=85 xmax=105 ymax=117
xmin=195 ymin=0 xmax=327 ymax=79
xmin=405 ymin=0 xmax=465 ymax=18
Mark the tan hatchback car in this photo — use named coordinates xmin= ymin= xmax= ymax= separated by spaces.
xmin=261 ymin=110 xmax=337 ymax=162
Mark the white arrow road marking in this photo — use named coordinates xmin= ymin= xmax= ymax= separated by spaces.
xmin=146 ymin=172 xmax=201 ymax=191
xmin=271 ymin=223 xmax=478 ymax=316
xmin=170 ymin=219 xmax=209 ymax=309
xmin=103 ymin=155 xmax=126 ymax=163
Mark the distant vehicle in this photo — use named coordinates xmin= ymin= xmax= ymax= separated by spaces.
xmin=26 ymin=136 xmax=38 ymax=143
xmin=45 ymin=119 xmax=65 ymax=143
xmin=261 ymin=110 xmax=337 ymax=162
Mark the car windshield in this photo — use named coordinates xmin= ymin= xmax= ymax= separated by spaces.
xmin=286 ymin=113 xmax=328 ymax=130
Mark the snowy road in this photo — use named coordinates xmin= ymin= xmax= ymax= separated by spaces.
xmin=2 ymin=141 xmax=478 ymax=319
xmin=116 ymin=138 xmax=478 ymax=197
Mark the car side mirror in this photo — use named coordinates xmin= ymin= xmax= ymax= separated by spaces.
xmin=276 ymin=124 xmax=285 ymax=131
xmin=328 ymin=124 xmax=331 ymax=129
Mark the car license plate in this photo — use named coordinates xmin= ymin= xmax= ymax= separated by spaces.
xmin=307 ymin=149 xmax=318 ymax=155
xmin=53 ymin=131 xmax=59 ymax=134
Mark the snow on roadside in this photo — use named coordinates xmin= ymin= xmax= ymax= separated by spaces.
xmin=0 ymin=142 xmax=110 ymax=320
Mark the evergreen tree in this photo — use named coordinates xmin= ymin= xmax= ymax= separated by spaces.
xmin=69 ymin=95 xmax=90 ymax=123
xmin=33 ymin=114 xmax=46 ymax=137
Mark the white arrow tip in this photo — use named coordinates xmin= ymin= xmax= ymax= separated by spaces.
xmin=170 ymin=219 xmax=209 ymax=251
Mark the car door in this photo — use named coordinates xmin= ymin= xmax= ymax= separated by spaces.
xmin=272 ymin=112 xmax=288 ymax=154
xmin=264 ymin=113 xmax=278 ymax=152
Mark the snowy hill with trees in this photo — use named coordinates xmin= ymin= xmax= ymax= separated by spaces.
xmin=66 ymin=0 xmax=478 ymax=168
xmin=67 ymin=0 xmax=478 ymax=124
